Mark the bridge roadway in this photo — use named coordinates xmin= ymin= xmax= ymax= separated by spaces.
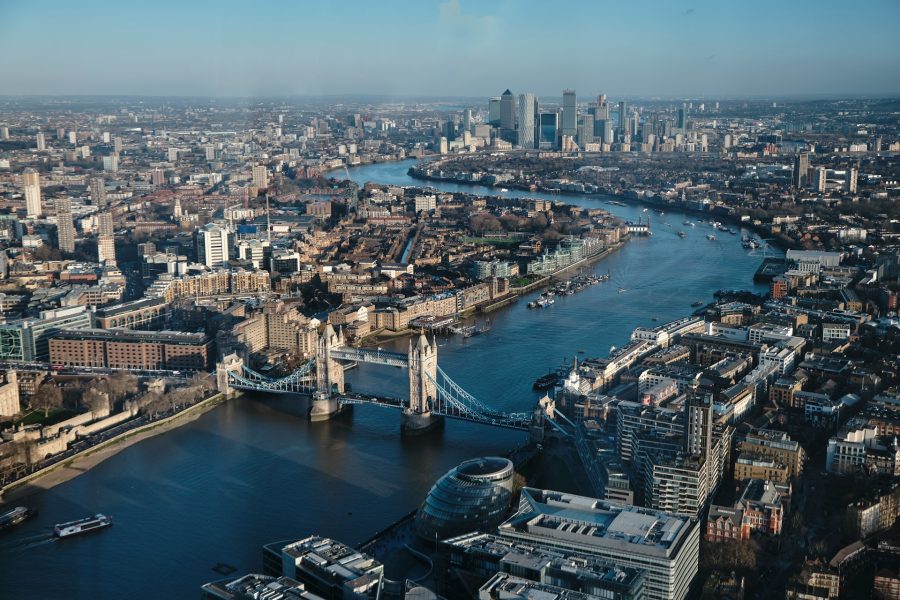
xmin=336 ymin=392 xmax=532 ymax=431
xmin=329 ymin=348 xmax=408 ymax=368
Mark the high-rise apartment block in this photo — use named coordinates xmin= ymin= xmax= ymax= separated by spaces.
xmin=252 ymin=165 xmax=269 ymax=189
xmin=22 ymin=168 xmax=42 ymax=218
xmin=55 ymin=198 xmax=76 ymax=254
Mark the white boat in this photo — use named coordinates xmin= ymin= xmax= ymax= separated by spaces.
xmin=54 ymin=513 xmax=112 ymax=538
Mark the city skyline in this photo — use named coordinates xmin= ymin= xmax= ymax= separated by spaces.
xmin=1 ymin=0 xmax=899 ymax=98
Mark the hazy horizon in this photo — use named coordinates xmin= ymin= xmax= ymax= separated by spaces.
xmin=1 ymin=0 xmax=899 ymax=98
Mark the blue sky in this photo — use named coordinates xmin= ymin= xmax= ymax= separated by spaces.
xmin=1 ymin=0 xmax=898 ymax=97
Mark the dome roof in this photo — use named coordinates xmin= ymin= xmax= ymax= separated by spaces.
xmin=415 ymin=457 xmax=514 ymax=541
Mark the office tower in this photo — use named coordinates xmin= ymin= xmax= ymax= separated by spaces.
xmin=517 ymin=93 xmax=536 ymax=149
xmin=443 ymin=119 xmax=457 ymax=142
xmin=488 ymin=97 xmax=501 ymax=126
xmin=538 ymin=112 xmax=558 ymax=149
xmin=499 ymin=89 xmax=516 ymax=142
xmin=463 ymin=108 xmax=472 ymax=134
xmin=102 ymin=131 xmax=111 ymax=143
xmin=793 ymin=152 xmax=809 ymax=188
xmin=561 ymin=89 xmax=577 ymax=139
xmin=97 ymin=212 xmax=116 ymax=265
xmin=197 ymin=223 xmax=230 ymax=268
xmin=630 ymin=111 xmax=640 ymax=137
xmin=578 ymin=114 xmax=594 ymax=147
xmin=68 ymin=131 xmax=77 ymax=145
xmin=103 ymin=153 xmax=119 ymax=172
xmin=252 ymin=164 xmax=268 ymax=189
xmin=55 ymin=198 xmax=76 ymax=254
xmin=22 ymin=168 xmax=42 ymax=218
xmin=846 ymin=167 xmax=858 ymax=193
xmin=677 ymin=103 xmax=687 ymax=130
xmin=0 ymin=125 xmax=8 ymax=140
xmin=595 ymin=94 xmax=609 ymax=121
xmin=89 ymin=177 xmax=107 ymax=208
xmin=56 ymin=127 xmax=66 ymax=140
xmin=36 ymin=131 xmax=45 ymax=151
xmin=617 ymin=101 xmax=627 ymax=138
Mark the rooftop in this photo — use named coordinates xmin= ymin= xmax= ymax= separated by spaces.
xmin=499 ymin=488 xmax=693 ymax=559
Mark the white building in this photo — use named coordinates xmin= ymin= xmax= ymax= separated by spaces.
xmin=197 ymin=223 xmax=230 ymax=268
xmin=22 ymin=169 xmax=42 ymax=218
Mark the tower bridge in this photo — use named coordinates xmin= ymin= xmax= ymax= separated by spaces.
xmin=217 ymin=324 xmax=557 ymax=435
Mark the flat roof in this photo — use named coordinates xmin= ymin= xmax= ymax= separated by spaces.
xmin=51 ymin=328 xmax=208 ymax=345
xmin=499 ymin=489 xmax=693 ymax=559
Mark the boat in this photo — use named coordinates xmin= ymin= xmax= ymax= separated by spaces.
xmin=707 ymin=234 xmax=717 ymax=241
xmin=691 ymin=300 xmax=705 ymax=307
xmin=678 ymin=231 xmax=686 ymax=238
xmin=642 ymin=208 xmax=649 ymax=212
xmin=532 ymin=372 xmax=559 ymax=391
xmin=683 ymin=220 xmax=694 ymax=227
xmin=500 ymin=188 xmax=508 ymax=193
xmin=527 ymin=301 xmax=538 ymax=309
xmin=0 ymin=506 xmax=36 ymax=530
xmin=54 ymin=514 xmax=112 ymax=538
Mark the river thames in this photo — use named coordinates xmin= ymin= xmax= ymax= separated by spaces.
xmin=0 ymin=160 xmax=780 ymax=599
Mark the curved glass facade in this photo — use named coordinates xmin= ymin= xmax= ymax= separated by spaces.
xmin=415 ymin=457 xmax=515 ymax=541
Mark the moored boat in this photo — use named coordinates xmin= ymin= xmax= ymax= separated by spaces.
xmin=0 ymin=506 xmax=36 ymax=530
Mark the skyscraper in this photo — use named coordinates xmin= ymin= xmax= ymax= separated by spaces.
xmin=538 ymin=112 xmax=558 ymax=150
xmin=97 ymin=212 xmax=116 ymax=265
xmin=55 ymin=198 xmax=76 ymax=254
xmin=198 ymin=223 xmax=230 ymax=268
xmin=517 ymin=93 xmax=536 ymax=149
xmin=0 ymin=125 xmax=8 ymax=140
xmin=463 ymin=108 xmax=472 ymax=134
xmin=617 ymin=101 xmax=627 ymax=139
xmin=22 ymin=168 xmax=42 ymax=218
xmin=578 ymin=114 xmax=594 ymax=147
xmin=792 ymin=152 xmax=809 ymax=188
xmin=252 ymin=165 xmax=269 ymax=189
xmin=35 ymin=131 xmax=45 ymax=151
xmin=499 ymin=90 xmax=516 ymax=142
xmin=561 ymin=89 xmax=577 ymax=139
xmin=595 ymin=94 xmax=609 ymax=121
xmin=677 ymin=103 xmax=688 ymax=130
xmin=488 ymin=97 xmax=501 ymax=126
xmin=89 ymin=177 xmax=107 ymax=208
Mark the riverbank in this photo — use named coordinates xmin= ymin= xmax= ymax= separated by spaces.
xmin=354 ymin=240 xmax=626 ymax=347
xmin=407 ymin=168 xmax=792 ymax=252
xmin=0 ymin=392 xmax=231 ymax=503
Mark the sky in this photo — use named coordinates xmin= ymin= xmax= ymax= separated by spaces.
xmin=1 ymin=0 xmax=899 ymax=98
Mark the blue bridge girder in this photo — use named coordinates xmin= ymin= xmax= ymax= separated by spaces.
xmin=329 ymin=348 xmax=408 ymax=368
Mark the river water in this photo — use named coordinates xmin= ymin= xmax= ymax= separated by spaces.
xmin=0 ymin=159 xmax=779 ymax=599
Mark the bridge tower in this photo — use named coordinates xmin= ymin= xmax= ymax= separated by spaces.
xmin=311 ymin=324 xmax=345 ymax=421
xmin=402 ymin=332 xmax=443 ymax=435
xmin=216 ymin=353 xmax=244 ymax=397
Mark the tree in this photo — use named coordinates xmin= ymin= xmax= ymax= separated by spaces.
xmin=32 ymin=383 xmax=63 ymax=418
xmin=82 ymin=388 xmax=110 ymax=417
xmin=99 ymin=372 xmax=139 ymax=406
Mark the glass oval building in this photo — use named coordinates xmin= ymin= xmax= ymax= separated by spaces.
xmin=415 ymin=457 xmax=515 ymax=541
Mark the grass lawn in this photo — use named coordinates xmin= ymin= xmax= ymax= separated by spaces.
xmin=19 ymin=408 xmax=80 ymax=427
